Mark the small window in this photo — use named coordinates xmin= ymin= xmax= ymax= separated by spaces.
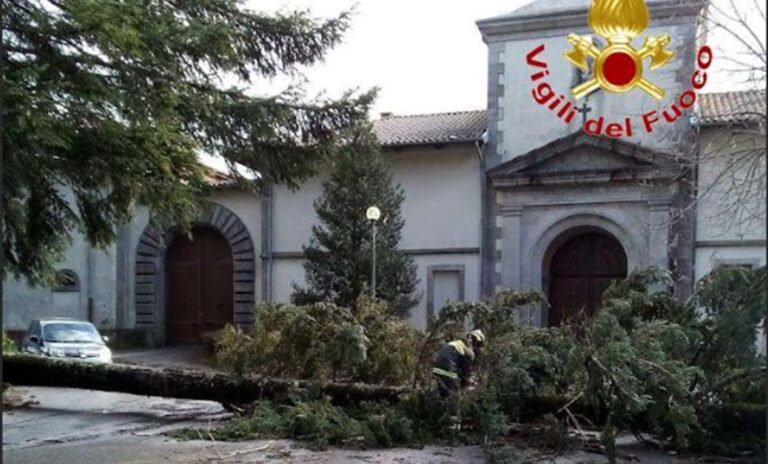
xmin=427 ymin=265 xmax=466 ymax=325
xmin=714 ymin=260 xmax=758 ymax=272
xmin=54 ymin=269 xmax=80 ymax=292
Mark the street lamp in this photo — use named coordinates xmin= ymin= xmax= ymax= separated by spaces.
xmin=366 ymin=206 xmax=381 ymax=297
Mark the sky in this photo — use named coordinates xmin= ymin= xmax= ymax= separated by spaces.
xmin=245 ymin=0 xmax=765 ymax=116
xmin=204 ymin=0 xmax=766 ymax=173
xmin=246 ymin=0 xmax=529 ymax=116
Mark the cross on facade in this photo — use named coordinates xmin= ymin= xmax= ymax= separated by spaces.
xmin=577 ymin=101 xmax=592 ymax=126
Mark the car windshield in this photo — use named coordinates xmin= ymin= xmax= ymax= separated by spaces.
xmin=42 ymin=323 xmax=102 ymax=343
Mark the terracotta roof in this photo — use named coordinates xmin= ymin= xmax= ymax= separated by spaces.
xmin=373 ymin=110 xmax=487 ymax=147
xmin=698 ymin=90 xmax=766 ymax=126
xmin=202 ymin=167 xmax=238 ymax=188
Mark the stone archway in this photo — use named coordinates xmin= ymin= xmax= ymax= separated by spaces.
xmin=524 ymin=212 xmax=643 ymax=327
xmin=544 ymin=229 xmax=628 ymax=327
xmin=134 ymin=204 xmax=255 ymax=344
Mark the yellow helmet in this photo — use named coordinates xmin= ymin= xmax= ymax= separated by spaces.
xmin=468 ymin=329 xmax=486 ymax=344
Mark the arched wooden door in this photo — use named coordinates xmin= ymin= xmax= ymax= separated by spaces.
xmin=548 ymin=232 xmax=627 ymax=327
xmin=165 ymin=228 xmax=233 ymax=344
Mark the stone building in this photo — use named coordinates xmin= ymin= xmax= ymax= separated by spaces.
xmin=4 ymin=0 xmax=765 ymax=350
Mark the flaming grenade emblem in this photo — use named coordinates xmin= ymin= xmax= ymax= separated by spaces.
xmin=563 ymin=0 xmax=674 ymax=99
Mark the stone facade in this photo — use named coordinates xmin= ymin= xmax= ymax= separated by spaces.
xmin=3 ymin=1 xmax=764 ymax=349
xmin=488 ymin=132 xmax=681 ymax=324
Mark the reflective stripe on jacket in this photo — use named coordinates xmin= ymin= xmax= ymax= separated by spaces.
xmin=433 ymin=339 xmax=475 ymax=386
xmin=432 ymin=367 xmax=459 ymax=379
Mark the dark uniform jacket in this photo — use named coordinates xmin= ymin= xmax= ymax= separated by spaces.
xmin=433 ymin=340 xmax=475 ymax=387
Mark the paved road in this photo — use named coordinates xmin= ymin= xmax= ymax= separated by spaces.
xmin=3 ymin=386 xmax=494 ymax=464
xmin=3 ymin=386 xmax=734 ymax=464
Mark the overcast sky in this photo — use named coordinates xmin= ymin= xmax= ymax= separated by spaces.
xmin=205 ymin=0 xmax=763 ymax=173
xmin=244 ymin=0 xmax=765 ymax=118
xmin=246 ymin=0 xmax=528 ymax=116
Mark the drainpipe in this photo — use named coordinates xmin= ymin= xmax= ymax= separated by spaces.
xmin=475 ymin=136 xmax=487 ymax=298
xmin=266 ymin=185 xmax=274 ymax=302
xmin=87 ymin=247 xmax=95 ymax=323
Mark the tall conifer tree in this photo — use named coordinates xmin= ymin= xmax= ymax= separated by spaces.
xmin=3 ymin=0 xmax=373 ymax=284
xmin=295 ymin=126 xmax=419 ymax=317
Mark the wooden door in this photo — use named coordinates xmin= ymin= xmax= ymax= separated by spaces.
xmin=166 ymin=228 xmax=233 ymax=344
xmin=548 ymin=232 xmax=627 ymax=327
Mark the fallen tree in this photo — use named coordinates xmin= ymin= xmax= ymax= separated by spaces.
xmin=2 ymin=354 xmax=411 ymax=406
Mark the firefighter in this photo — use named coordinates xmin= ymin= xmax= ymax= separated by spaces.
xmin=432 ymin=329 xmax=485 ymax=399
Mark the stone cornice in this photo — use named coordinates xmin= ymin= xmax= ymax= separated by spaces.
xmin=476 ymin=1 xmax=707 ymax=42
xmin=487 ymin=131 xmax=681 ymax=180
xmin=267 ymin=247 xmax=481 ymax=259
xmin=499 ymin=205 xmax=524 ymax=217
xmin=491 ymin=166 xmax=681 ymax=189
xmin=696 ymin=240 xmax=767 ymax=248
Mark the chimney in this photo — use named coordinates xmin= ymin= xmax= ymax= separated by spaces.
xmin=380 ymin=112 xmax=394 ymax=119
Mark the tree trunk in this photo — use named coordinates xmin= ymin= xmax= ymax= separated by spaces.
xmin=3 ymin=354 xmax=411 ymax=406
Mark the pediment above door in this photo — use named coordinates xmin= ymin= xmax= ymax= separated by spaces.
xmin=488 ymin=131 xmax=682 ymax=187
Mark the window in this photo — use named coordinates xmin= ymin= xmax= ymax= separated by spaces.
xmin=54 ymin=269 xmax=80 ymax=292
xmin=713 ymin=258 xmax=761 ymax=272
xmin=27 ymin=321 xmax=40 ymax=338
xmin=427 ymin=265 xmax=466 ymax=323
xmin=42 ymin=322 xmax=101 ymax=343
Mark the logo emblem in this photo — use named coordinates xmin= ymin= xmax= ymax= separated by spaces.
xmin=563 ymin=0 xmax=675 ymax=100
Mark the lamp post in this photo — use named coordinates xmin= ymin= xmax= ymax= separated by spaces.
xmin=366 ymin=206 xmax=381 ymax=297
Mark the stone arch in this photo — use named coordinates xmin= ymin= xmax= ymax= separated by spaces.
xmin=525 ymin=213 xmax=643 ymax=326
xmin=134 ymin=203 xmax=255 ymax=344
xmin=543 ymin=227 xmax=628 ymax=326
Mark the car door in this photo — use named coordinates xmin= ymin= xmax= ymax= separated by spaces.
xmin=22 ymin=321 xmax=42 ymax=354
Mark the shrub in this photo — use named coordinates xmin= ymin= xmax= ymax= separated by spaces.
xmin=3 ymin=331 xmax=18 ymax=353
xmin=354 ymin=295 xmax=422 ymax=385
xmin=285 ymin=398 xmax=367 ymax=450
xmin=214 ymin=296 xmax=421 ymax=384
xmin=214 ymin=302 xmax=367 ymax=381
xmin=583 ymin=266 xmax=767 ymax=458
xmin=208 ymin=266 xmax=766 ymax=459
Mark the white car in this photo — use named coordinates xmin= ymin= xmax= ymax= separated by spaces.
xmin=21 ymin=318 xmax=112 ymax=363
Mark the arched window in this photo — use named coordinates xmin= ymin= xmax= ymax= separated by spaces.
xmin=54 ymin=269 xmax=80 ymax=292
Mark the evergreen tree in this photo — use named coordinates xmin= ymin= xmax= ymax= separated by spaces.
xmin=3 ymin=0 xmax=373 ymax=284
xmin=295 ymin=127 xmax=419 ymax=317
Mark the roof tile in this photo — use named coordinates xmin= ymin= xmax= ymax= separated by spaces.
xmin=698 ymin=90 xmax=766 ymax=126
xmin=373 ymin=110 xmax=487 ymax=147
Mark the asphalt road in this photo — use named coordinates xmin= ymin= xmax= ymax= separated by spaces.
xmin=2 ymin=386 xmax=493 ymax=464
xmin=4 ymin=352 xmax=751 ymax=464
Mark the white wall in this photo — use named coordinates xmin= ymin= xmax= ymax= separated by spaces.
xmin=694 ymin=126 xmax=766 ymax=279
xmin=211 ymin=189 xmax=263 ymax=302
xmin=3 ymin=193 xmax=118 ymax=332
xmin=390 ymin=147 xmax=482 ymax=250
xmin=495 ymin=21 xmax=699 ymax=162
xmin=272 ymin=176 xmax=327 ymax=254
xmin=272 ymin=258 xmax=304 ymax=303
xmin=695 ymin=127 xmax=766 ymax=245
xmin=4 ymin=143 xmax=484 ymax=334
xmin=409 ymin=254 xmax=481 ymax=331
xmin=694 ymin=126 xmax=766 ymax=354
xmin=269 ymin=145 xmax=483 ymax=327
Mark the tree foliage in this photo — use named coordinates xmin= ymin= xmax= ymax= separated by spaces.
xmin=293 ymin=126 xmax=419 ymax=316
xmin=213 ymin=266 xmax=766 ymax=458
xmin=3 ymin=0 xmax=374 ymax=284
xmin=214 ymin=295 xmax=422 ymax=385
xmin=3 ymin=331 xmax=18 ymax=353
